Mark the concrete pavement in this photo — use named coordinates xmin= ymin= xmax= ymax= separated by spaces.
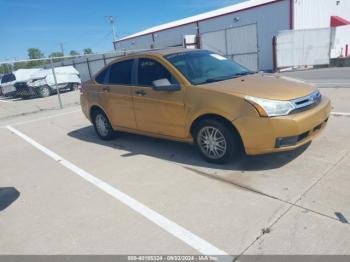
xmin=0 ymin=104 xmax=350 ymax=256
xmin=0 ymin=67 xmax=350 ymax=256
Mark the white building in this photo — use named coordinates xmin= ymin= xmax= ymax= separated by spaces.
xmin=114 ymin=0 xmax=350 ymax=71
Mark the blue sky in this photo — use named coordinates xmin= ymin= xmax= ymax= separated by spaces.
xmin=0 ymin=0 xmax=244 ymax=60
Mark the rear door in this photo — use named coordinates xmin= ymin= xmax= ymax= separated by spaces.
xmin=132 ymin=57 xmax=186 ymax=138
xmin=98 ymin=59 xmax=137 ymax=129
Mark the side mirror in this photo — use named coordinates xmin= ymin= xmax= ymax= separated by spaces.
xmin=152 ymin=78 xmax=180 ymax=91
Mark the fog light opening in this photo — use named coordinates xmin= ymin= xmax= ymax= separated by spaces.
xmin=275 ymin=136 xmax=298 ymax=148
xmin=275 ymin=131 xmax=310 ymax=148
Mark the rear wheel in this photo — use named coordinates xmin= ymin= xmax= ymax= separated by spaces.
xmin=194 ymin=119 xmax=239 ymax=164
xmin=92 ymin=109 xmax=114 ymax=140
xmin=37 ymin=85 xmax=51 ymax=97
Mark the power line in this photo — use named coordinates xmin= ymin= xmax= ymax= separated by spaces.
xmin=90 ymin=31 xmax=113 ymax=49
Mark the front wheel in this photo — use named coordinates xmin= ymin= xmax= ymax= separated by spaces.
xmin=37 ymin=85 xmax=51 ymax=97
xmin=92 ymin=110 xmax=114 ymax=140
xmin=194 ymin=119 xmax=239 ymax=164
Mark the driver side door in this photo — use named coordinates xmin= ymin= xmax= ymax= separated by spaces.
xmin=132 ymin=57 xmax=186 ymax=138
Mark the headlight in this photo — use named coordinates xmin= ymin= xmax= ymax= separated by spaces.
xmin=245 ymin=96 xmax=295 ymax=117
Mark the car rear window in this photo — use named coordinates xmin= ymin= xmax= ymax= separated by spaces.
xmin=1 ymin=73 xmax=15 ymax=84
xmin=95 ymin=68 xmax=109 ymax=84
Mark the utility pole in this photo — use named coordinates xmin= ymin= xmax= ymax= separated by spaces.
xmin=59 ymin=42 xmax=64 ymax=56
xmin=105 ymin=16 xmax=116 ymax=49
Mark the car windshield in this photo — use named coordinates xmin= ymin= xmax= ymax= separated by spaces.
xmin=165 ymin=50 xmax=254 ymax=85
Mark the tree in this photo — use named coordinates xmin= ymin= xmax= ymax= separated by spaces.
xmin=49 ymin=52 xmax=64 ymax=58
xmin=28 ymin=48 xmax=44 ymax=60
xmin=48 ymin=52 xmax=64 ymax=63
xmin=0 ymin=63 xmax=13 ymax=74
xmin=69 ymin=50 xmax=80 ymax=56
xmin=83 ymin=48 xmax=93 ymax=55
xmin=13 ymin=61 xmax=28 ymax=70
xmin=27 ymin=48 xmax=45 ymax=68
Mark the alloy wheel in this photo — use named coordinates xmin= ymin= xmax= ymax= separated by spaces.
xmin=197 ymin=126 xmax=227 ymax=160
xmin=95 ymin=114 xmax=109 ymax=137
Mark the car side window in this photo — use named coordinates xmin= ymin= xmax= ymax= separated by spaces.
xmin=108 ymin=59 xmax=134 ymax=85
xmin=137 ymin=58 xmax=177 ymax=87
xmin=95 ymin=67 xmax=109 ymax=84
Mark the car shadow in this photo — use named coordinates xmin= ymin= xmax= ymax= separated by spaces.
xmin=0 ymin=187 xmax=20 ymax=211
xmin=67 ymin=126 xmax=310 ymax=171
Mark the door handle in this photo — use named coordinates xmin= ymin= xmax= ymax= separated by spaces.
xmin=135 ymin=90 xmax=146 ymax=96
xmin=102 ymin=86 xmax=110 ymax=92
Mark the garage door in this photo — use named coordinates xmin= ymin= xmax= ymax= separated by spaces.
xmin=200 ymin=23 xmax=259 ymax=71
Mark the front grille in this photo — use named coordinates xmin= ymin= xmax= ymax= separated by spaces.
xmin=290 ymin=90 xmax=322 ymax=114
xmin=290 ymin=100 xmax=321 ymax=114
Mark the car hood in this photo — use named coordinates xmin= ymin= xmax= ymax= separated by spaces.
xmin=201 ymin=74 xmax=317 ymax=100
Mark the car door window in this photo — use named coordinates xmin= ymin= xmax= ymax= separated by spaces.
xmin=95 ymin=67 xmax=109 ymax=84
xmin=137 ymin=58 xmax=177 ymax=87
xmin=108 ymin=59 xmax=134 ymax=85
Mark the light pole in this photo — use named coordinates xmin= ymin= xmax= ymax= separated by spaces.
xmin=50 ymin=57 xmax=63 ymax=109
xmin=59 ymin=42 xmax=64 ymax=56
xmin=105 ymin=15 xmax=116 ymax=49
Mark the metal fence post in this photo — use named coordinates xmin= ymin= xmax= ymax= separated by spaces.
xmin=225 ymin=28 xmax=228 ymax=57
xmin=86 ymin=57 xmax=92 ymax=80
xmin=102 ymin=54 xmax=107 ymax=66
xmin=50 ymin=57 xmax=63 ymax=109
xmin=272 ymin=36 xmax=277 ymax=72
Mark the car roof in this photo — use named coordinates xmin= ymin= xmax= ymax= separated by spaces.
xmin=128 ymin=47 xmax=204 ymax=57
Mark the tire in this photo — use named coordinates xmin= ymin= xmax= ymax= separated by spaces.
xmin=37 ymin=85 xmax=51 ymax=98
xmin=92 ymin=109 xmax=114 ymax=140
xmin=193 ymin=119 xmax=239 ymax=164
xmin=70 ymin=83 xmax=79 ymax=91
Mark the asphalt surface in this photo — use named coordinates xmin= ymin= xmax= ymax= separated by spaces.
xmin=279 ymin=67 xmax=350 ymax=88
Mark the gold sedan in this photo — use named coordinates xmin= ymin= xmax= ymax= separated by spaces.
xmin=80 ymin=49 xmax=331 ymax=164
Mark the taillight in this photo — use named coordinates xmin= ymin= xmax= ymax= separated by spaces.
xmin=79 ymin=83 xmax=85 ymax=94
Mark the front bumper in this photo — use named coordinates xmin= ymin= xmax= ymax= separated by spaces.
xmin=233 ymin=96 xmax=331 ymax=155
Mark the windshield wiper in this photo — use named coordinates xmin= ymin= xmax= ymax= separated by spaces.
xmin=197 ymin=76 xmax=235 ymax=84
xmin=233 ymin=71 xmax=255 ymax=77
xmin=197 ymin=71 xmax=256 ymax=85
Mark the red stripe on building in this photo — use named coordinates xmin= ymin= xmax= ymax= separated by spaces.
xmin=331 ymin=16 xmax=350 ymax=27
xmin=116 ymin=0 xmax=286 ymax=43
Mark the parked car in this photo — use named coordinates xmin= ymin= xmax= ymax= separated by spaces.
xmin=19 ymin=66 xmax=81 ymax=98
xmin=1 ymin=73 xmax=16 ymax=97
xmin=1 ymin=69 xmax=40 ymax=97
xmin=0 ymin=75 xmax=3 ymax=96
xmin=80 ymin=48 xmax=331 ymax=164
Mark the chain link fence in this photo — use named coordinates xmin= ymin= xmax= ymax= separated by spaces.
xmin=0 ymin=50 xmax=147 ymax=119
